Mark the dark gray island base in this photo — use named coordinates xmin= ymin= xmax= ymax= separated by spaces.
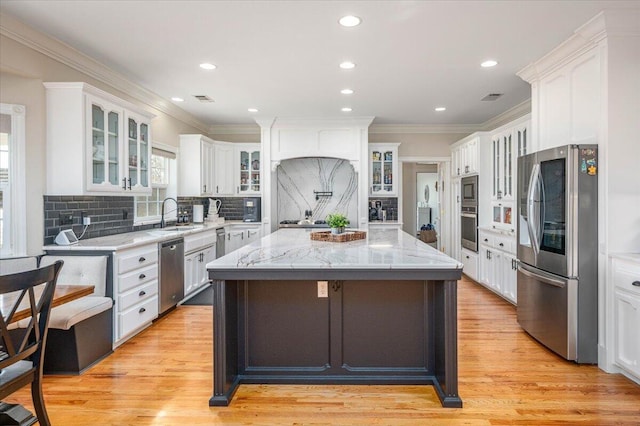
xmin=207 ymin=228 xmax=463 ymax=408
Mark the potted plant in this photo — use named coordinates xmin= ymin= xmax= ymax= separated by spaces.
xmin=326 ymin=213 xmax=349 ymax=235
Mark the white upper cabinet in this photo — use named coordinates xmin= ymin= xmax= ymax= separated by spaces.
xmin=369 ymin=143 xmax=399 ymax=196
xmin=45 ymin=82 xmax=154 ymax=195
xmin=489 ymin=117 xmax=530 ymax=229
xmin=451 ymin=134 xmax=482 ymax=177
xmin=213 ymin=142 xmax=235 ymax=196
xmin=235 ymin=143 xmax=261 ymax=195
xmin=178 ymin=134 xmax=214 ymax=197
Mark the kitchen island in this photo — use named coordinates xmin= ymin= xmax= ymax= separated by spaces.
xmin=207 ymin=227 xmax=463 ymax=408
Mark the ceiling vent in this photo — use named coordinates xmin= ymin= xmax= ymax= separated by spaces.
xmin=193 ymin=95 xmax=215 ymax=103
xmin=481 ymin=93 xmax=503 ymax=101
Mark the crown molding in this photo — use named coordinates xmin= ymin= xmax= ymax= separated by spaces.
xmin=369 ymin=123 xmax=480 ymax=134
xmin=479 ymin=100 xmax=531 ymax=131
xmin=517 ymin=9 xmax=640 ymax=83
xmin=0 ymin=12 xmax=210 ymax=134
xmin=209 ymin=124 xmax=261 ymax=135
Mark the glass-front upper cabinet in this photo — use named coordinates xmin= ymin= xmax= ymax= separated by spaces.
xmin=88 ymin=96 xmax=123 ymax=192
xmin=45 ymin=82 xmax=155 ymax=196
xmin=124 ymin=112 xmax=151 ymax=193
xmin=238 ymin=145 xmax=260 ymax=194
xmin=369 ymin=143 xmax=399 ymax=196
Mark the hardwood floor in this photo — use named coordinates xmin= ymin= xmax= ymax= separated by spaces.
xmin=6 ymin=276 xmax=640 ymax=425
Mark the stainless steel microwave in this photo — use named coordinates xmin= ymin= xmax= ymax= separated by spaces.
xmin=461 ymin=175 xmax=478 ymax=207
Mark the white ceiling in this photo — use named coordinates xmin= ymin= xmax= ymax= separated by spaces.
xmin=1 ymin=1 xmax=638 ymax=127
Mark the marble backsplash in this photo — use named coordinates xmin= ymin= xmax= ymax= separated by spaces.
xmin=277 ymin=157 xmax=357 ymax=223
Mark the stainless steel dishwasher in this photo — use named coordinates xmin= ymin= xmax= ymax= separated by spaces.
xmin=159 ymin=238 xmax=184 ymax=315
xmin=215 ymin=227 xmax=226 ymax=258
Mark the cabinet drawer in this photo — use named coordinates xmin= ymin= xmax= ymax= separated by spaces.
xmin=184 ymin=230 xmax=217 ymax=253
xmin=119 ymin=264 xmax=158 ymax=293
xmin=118 ymin=246 xmax=158 ymax=274
xmin=119 ymin=280 xmax=158 ymax=311
xmin=613 ymin=259 xmax=640 ymax=297
xmin=479 ymin=233 xmax=494 ymax=247
xmin=461 ymin=250 xmax=478 ymax=281
xmin=494 ymin=235 xmax=514 ymax=253
xmin=118 ymin=296 xmax=158 ymax=339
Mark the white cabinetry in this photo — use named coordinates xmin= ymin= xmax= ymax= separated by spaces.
xmin=114 ymin=243 xmax=159 ymax=345
xmin=179 ymin=134 xmax=214 ymax=196
xmin=460 ymin=248 xmax=478 ymax=281
xmin=612 ymin=257 xmax=640 ymax=382
xmin=451 ymin=135 xmax=482 ymax=177
xmin=225 ymin=224 xmax=262 ymax=255
xmin=44 ymin=82 xmax=154 ymax=195
xmin=369 ymin=143 xmax=399 ymax=196
xmin=214 ymin=142 xmax=235 ymax=196
xmin=477 ymin=229 xmax=517 ymax=304
xmin=489 ymin=117 xmax=530 ymax=230
xmin=236 ymin=144 xmax=261 ymax=195
xmin=183 ymin=230 xmax=217 ymax=297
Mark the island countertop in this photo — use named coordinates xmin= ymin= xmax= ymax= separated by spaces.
xmin=207 ymin=227 xmax=462 ymax=273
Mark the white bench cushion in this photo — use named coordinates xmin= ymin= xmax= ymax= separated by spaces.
xmin=15 ymin=296 xmax=113 ymax=330
xmin=39 ymin=255 xmax=108 ymax=297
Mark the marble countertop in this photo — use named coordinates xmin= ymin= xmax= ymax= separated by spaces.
xmin=43 ymin=220 xmax=260 ymax=251
xmin=207 ymin=227 xmax=462 ymax=271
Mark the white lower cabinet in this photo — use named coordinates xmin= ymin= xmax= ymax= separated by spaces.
xmin=478 ymin=229 xmax=517 ymax=304
xmin=225 ymin=224 xmax=262 ymax=255
xmin=612 ymin=257 xmax=640 ymax=381
xmin=460 ymin=248 xmax=478 ymax=281
xmin=114 ymin=243 xmax=159 ymax=345
xmin=184 ymin=230 xmax=217 ymax=298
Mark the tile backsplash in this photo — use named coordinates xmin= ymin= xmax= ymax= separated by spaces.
xmin=368 ymin=197 xmax=399 ymax=221
xmin=43 ymin=195 xmax=247 ymax=245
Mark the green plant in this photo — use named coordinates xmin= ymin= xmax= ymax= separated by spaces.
xmin=326 ymin=213 xmax=349 ymax=229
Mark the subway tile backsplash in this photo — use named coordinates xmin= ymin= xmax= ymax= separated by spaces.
xmin=43 ymin=195 xmax=249 ymax=245
xmin=368 ymin=197 xmax=398 ymax=221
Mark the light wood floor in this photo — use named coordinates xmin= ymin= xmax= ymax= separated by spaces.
xmin=6 ymin=276 xmax=640 ymax=425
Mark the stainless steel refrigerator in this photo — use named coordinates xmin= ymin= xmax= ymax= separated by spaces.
xmin=516 ymin=144 xmax=598 ymax=363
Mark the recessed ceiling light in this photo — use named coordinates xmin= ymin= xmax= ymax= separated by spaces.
xmin=341 ymin=107 xmax=352 ymax=112
xmin=248 ymin=108 xmax=258 ymax=113
xmin=171 ymin=97 xmax=184 ymax=102
xmin=481 ymin=60 xmax=498 ymax=68
xmin=339 ymin=15 xmax=362 ymax=27
xmin=199 ymin=63 xmax=217 ymax=70
xmin=341 ymin=89 xmax=354 ymax=95
xmin=435 ymin=107 xmax=446 ymax=112
xmin=340 ymin=61 xmax=356 ymax=70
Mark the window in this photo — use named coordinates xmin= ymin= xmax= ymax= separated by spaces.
xmin=134 ymin=144 xmax=177 ymax=224
xmin=0 ymin=104 xmax=26 ymax=256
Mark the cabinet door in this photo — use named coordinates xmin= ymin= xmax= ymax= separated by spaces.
xmin=515 ymin=121 xmax=530 ymax=158
xmin=201 ymin=141 xmax=214 ymax=196
xmin=478 ymin=245 xmax=491 ymax=286
xmin=615 ymin=291 xmax=640 ymax=377
xmin=124 ymin=112 xmax=152 ymax=194
xmin=246 ymin=227 xmax=261 ymax=244
xmin=214 ymin=144 xmax=235 ymax=195
xmin=86 ymin=96 xmax=124 ymax=192
xmin=199 ymin=246 xmax=216 ymax=288
xmin=238 ymin=148 xmax=261 ymax=195
xmin=369 ymin=146 xmax=397 ymax=196
xmin=465 ymin=139 xmax=478 ymax=174
xmin=184 ymin=251 xmax=199 ymax=296
xmin=491 ymin=134 xmax=501 ymax=199
xmin=501 ymin=252 xmax=517 ymax=303
xmin=501 ymin=132 xmax=514 ymax=200
xmin=451 ymin=147 xmax=461 ymax=177
xmin=226 ymin=230 xmax=244 ymax=254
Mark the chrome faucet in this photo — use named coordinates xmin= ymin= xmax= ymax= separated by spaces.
xmin=160 ymin=197 xmax=178 ymax=228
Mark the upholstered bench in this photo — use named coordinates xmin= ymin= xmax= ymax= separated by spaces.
xmin=36 ymin=255 xmax=114 ymax=375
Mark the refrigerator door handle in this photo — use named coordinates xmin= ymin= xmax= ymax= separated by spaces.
xmin=518 ymin=263 xmax=566 ymax=288
xmin=526 ymin=164 xmax=541 ymax=256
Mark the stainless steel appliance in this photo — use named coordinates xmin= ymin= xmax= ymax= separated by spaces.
xmin=159 ymin=238 xmax=185 ymax=315
xmin=516 ymin=144 xmax=598 ymax=363
xmin=215 ymin=227 xmax=225 ymax=258
xmin=460 ymin=206 xmax=478 ymax=252
xmin=243 ymin=197 xmax=261 ymax=222
xmin=461 ymin=175 xmax=478 ymax=207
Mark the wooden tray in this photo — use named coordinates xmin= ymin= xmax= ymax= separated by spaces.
xmin=310 ymin=230 xmax=367 ymax=242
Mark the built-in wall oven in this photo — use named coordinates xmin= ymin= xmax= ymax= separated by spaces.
xmin=461 ymin=206 xmax=478 ymax=251
xmin=460 ymin=175 xmax=478 ymax=252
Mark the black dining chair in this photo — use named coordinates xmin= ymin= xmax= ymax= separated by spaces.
xmin=0 ymin=260 xmax=63 ymax=426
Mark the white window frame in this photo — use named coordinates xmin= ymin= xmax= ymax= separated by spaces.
xmin=134 ymin=142 xmax=177 ymax=225
xmin=0 ymin=103 xmax=27 ymax=257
